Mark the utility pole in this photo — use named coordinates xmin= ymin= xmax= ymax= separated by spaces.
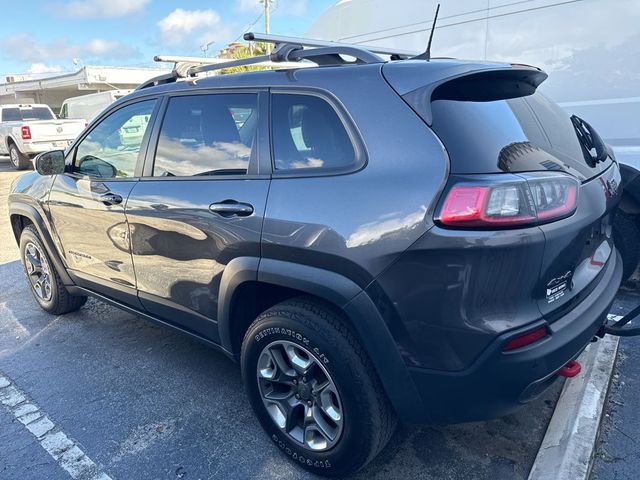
xmin=260 ymin=0 xmax=273 ymax=52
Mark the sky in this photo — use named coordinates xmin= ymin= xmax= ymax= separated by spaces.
xmin=0 ymin=0 xmax=335 ymax=77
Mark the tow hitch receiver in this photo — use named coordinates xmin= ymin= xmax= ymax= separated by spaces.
xmin=604 ymin=303 xmax=640 ymax=337
xmin=558 ymin=360 xmax=582 ymax=378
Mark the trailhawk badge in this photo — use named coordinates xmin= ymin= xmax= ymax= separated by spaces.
xmin=546 ymin=270 xmax=573 ymax=303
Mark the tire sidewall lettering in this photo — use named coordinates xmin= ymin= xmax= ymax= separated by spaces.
xmin=271 ymin=433 xmax=332 ymax=469
xmin=254 ymin=326 xmax=330 ymax=365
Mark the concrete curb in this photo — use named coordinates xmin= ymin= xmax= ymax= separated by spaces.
xmin=528 ymin=316 xmax=621 ymax=480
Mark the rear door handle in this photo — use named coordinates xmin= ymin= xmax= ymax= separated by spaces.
xmin=99 ymin=193 xmax=123 ymax=206
xmin=209 ymin=201 xmax=254 ymax=217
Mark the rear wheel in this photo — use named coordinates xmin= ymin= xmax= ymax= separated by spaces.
xmin=19 ymin=225 xmax=87 ymax=314
xmin=613 ymin=210 xmax=640 ymax=282
xmin=241 ymin=297 xmax=396 ymax=477
xmin=9 ymin=143 xmax=30 ymax=170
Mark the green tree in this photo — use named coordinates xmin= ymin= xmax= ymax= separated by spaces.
xmin=220 ymin=42 xmax=270 ymax=75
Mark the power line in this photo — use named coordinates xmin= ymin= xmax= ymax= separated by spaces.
xmin=338 ymin=0 xmax=588 ymax=44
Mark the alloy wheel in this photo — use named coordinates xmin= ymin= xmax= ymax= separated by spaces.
xmin=256 ymin=340 xmax=344 ymax=452
xmin=23 ymin=242 xmax=53 ymax=302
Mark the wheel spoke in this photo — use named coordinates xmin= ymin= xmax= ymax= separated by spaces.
xmin=318 ymin=385 xmax=342 ymax=423
xmin=311 ymin=405 xmax=338 ymax=442
xmin=22 ymin=242 xmax=53 ymax=302
xmin=25 ymin=250 xmax=42 ymax=271
xmin=284 ymin=344 xmax=313 ymax=374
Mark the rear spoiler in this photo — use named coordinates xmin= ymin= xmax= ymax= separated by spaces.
xmin=382 ymin=61 xmax=547 ymax=125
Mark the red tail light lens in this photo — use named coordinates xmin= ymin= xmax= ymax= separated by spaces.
xmin=437 ymin=174 xmax=578 ymax=228
xmin=502 ymin=326 xmax=548 ymax=352
xmin=21 ymin=125 xmax=31 ymax=140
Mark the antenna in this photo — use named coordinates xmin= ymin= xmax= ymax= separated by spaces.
xmin=414 ymin=3 xmax=440 ymax=61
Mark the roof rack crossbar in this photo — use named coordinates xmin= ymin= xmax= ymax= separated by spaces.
xmin=244 ymin=32 xmax=418 ymax=58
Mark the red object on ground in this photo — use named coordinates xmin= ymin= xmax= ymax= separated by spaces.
xmin=558 ymin=360 xmax=582 ymax=378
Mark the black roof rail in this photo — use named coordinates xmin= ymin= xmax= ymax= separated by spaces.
xmin=137 ymin=31 xmax=420 ymax=91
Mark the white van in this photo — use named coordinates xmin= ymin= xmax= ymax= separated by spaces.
xmin=59 ymin=90 xmax=133 ymax=122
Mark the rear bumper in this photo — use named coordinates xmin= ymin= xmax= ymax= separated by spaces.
xmin=405 ymin=250 xmax=622 ymax=424
xmin=21 ymin=140 xmax=74 ymax=155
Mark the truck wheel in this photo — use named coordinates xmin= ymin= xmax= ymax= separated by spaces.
xmin=9 ymin=143 xmax=30 ymax=170
xmin=241 ymin=297 xmax=396 ymax=477
xmin=19 ymin=225 xmax=87 ymax=314
xmin=613 ymin=210 xmax=640 ymax=282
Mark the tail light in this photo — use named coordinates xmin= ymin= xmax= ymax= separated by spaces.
xmin=21 ymin=125 xmax=31 ymax=140
xmin=436 ymin=173 xmax=579 ymax=228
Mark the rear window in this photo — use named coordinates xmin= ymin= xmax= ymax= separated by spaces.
xmin=2 ymin=106 xmax=54 ymax=122
xmin=429 ymin=91 xmax=611 ymax=181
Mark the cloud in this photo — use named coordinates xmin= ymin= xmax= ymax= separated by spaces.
xmin=237 ymin=0 xmax=308 ymax=16
xmin=56 ymin=0 xmax=150 ymax=18
xmin=26 ymin=63 xmax=64 ymax=74
xmin=0 ymin=34 xmax=140 ymax=63
xmin=157 ymin=9 xmax=234 ymax=50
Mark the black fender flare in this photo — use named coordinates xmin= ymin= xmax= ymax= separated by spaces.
xmin=9 ymin=201 xmax=74 ymax=286
xmin=217 ymin=257 xmax=424 ymax=422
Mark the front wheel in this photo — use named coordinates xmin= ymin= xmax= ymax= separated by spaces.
xmin=241 ymin=297 xmax=396 ymax=477
xmin=19 ymin=225 xmax=87 ymax=314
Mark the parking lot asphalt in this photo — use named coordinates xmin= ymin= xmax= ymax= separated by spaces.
xmin=0 ymin=156 xmax=564 ymax=479
xmin=592 ymin=293 xmax=640 ymax=480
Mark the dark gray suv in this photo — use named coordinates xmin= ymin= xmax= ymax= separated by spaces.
xmin=8 ymin=38 xmax=623 ymax=476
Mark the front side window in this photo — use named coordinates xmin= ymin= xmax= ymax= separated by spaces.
xmin=73 ymin=100 xmax=156 ymax=178
xmin=271 ymin=94 xmax=356 ymax=171
xmin=152 ymin=94 xmax=258 ymax=177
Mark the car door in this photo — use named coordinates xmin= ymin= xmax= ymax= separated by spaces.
xmin=124 ymin=90 xmax=270 ymax=341
xmin=48 ymin=98 xmax=159 ymax=306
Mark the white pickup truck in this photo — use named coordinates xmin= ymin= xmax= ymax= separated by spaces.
xmin=0 ymin=104 xmax=86 ymax=170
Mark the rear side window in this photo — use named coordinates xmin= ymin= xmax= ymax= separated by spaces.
xmin=153 ymin=94 xmax=257 ymax=177
xmin=271 ymin=94 xmax=356 ymax=171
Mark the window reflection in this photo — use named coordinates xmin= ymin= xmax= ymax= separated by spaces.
xmin=153 ymin=94 xmax=257 ymax=177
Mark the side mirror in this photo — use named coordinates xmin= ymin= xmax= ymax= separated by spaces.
xmin=34 ymin=150 xmax=66 ymax=176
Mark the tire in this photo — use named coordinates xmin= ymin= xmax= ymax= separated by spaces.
xmin=241 ymin=296 xmax=396 ymax=477
xmin=19 ymin=225 xmax=87 ymax=314
xmin=9 ymin=143 xmax=31 ymax=170
xmin=613 ymin=210 xmax=640 ymax=282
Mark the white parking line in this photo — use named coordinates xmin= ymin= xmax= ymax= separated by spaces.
xmin=0 ymin=371 xmax=112 ymax=480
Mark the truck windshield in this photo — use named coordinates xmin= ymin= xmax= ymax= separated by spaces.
xmin=2 ymin=107 xmax=54 ymax=122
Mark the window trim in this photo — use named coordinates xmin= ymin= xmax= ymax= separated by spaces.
xmin=64 ymin=95 xmax=161 ymax=181
xmin=140 ymin=88 xmax=269 ymax=182
xmin=268 ymin=87 xmax=367 ymax=178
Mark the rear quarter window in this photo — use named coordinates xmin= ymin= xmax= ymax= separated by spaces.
xmin=271 ymin=94 xmax=357 ymax=173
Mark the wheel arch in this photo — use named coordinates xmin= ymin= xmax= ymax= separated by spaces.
xmin=9 ymin=202 xmax=74 ymax=286
xmin=217 ymin=257 xmax=425 ymax=422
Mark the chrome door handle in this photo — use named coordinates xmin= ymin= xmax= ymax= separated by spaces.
xmin=209 ymin=201 xmax=254 ymax=217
